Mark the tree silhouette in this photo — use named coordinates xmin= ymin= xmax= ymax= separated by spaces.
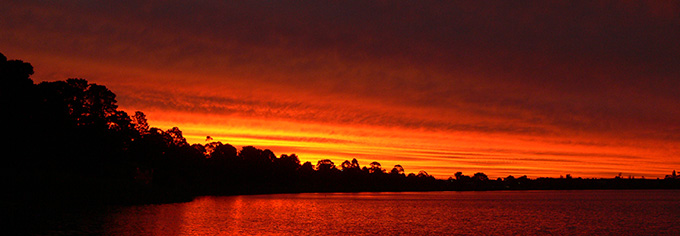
xmin=369 ymin=161 xmax=384 ymax=174
xmin=277 ymin=154 xmax=301 ymax=171
xmin=417 ymin=170 xmax=432 ymax=179
xmin=454 ymin=172 xmax=464 ymax=180
xmin=390 ymin=165 xmax=405 ymax=176
xmin=299 ymin=161 xmax=315 ymax=176
xmin=0 ymin=52 xmax=34 ymax=93
xmin=207 ymin=142 xmax=238 ymax=160
xmin=340 ymin=160 xmax=353 ymax=170
xmin=316 ymin=159 xmax=337 ymax=173
xmin=472 ymin=172 xmax=489 ymax=182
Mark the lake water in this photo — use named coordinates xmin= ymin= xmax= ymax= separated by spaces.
xmin=21 ymin=190 xmax=680 ymax=235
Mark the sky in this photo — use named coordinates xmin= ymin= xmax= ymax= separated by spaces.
xmin=2 ymin=1 xmax=679 ymax=178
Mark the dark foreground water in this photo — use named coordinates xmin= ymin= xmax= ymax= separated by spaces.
xmin=16 ymin=190 xmax=680 ymax=235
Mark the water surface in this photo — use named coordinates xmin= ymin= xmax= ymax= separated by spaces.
xmin=28 ymin=190 xmax=680 ymax=235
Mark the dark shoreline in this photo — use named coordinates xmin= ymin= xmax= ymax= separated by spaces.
xmin=6 ymin=179 xmax=680 ymax=209
xmin=15 ymin=177 xmax=680 ymax=207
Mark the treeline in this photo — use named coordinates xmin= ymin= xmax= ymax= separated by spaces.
xmin=0 ymin=52 xmax=443 ymax=204
xmin=1 ymin=53 xmax=678 ymax=205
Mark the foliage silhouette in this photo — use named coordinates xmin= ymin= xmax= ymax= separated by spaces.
xmin=1 ymin=52 xmax=678 ymax=206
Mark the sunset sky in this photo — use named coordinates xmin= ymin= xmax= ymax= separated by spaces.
xmin=2 ymin=1 xmax=679 ymax=178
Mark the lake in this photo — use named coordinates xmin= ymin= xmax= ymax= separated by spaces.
xmin=17 ymin=190 xmax=680 ymax=235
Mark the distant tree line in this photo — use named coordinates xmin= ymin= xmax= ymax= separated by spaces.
xmin=1 ymin=52 xmax=678 ymax=205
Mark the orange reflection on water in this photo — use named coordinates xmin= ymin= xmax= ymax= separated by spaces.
xmin=101 ymin=191 xmax=680 ymax=235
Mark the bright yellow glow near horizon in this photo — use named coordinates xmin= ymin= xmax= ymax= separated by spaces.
xmin=138 ymin=108 xmax=676 ymax=179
